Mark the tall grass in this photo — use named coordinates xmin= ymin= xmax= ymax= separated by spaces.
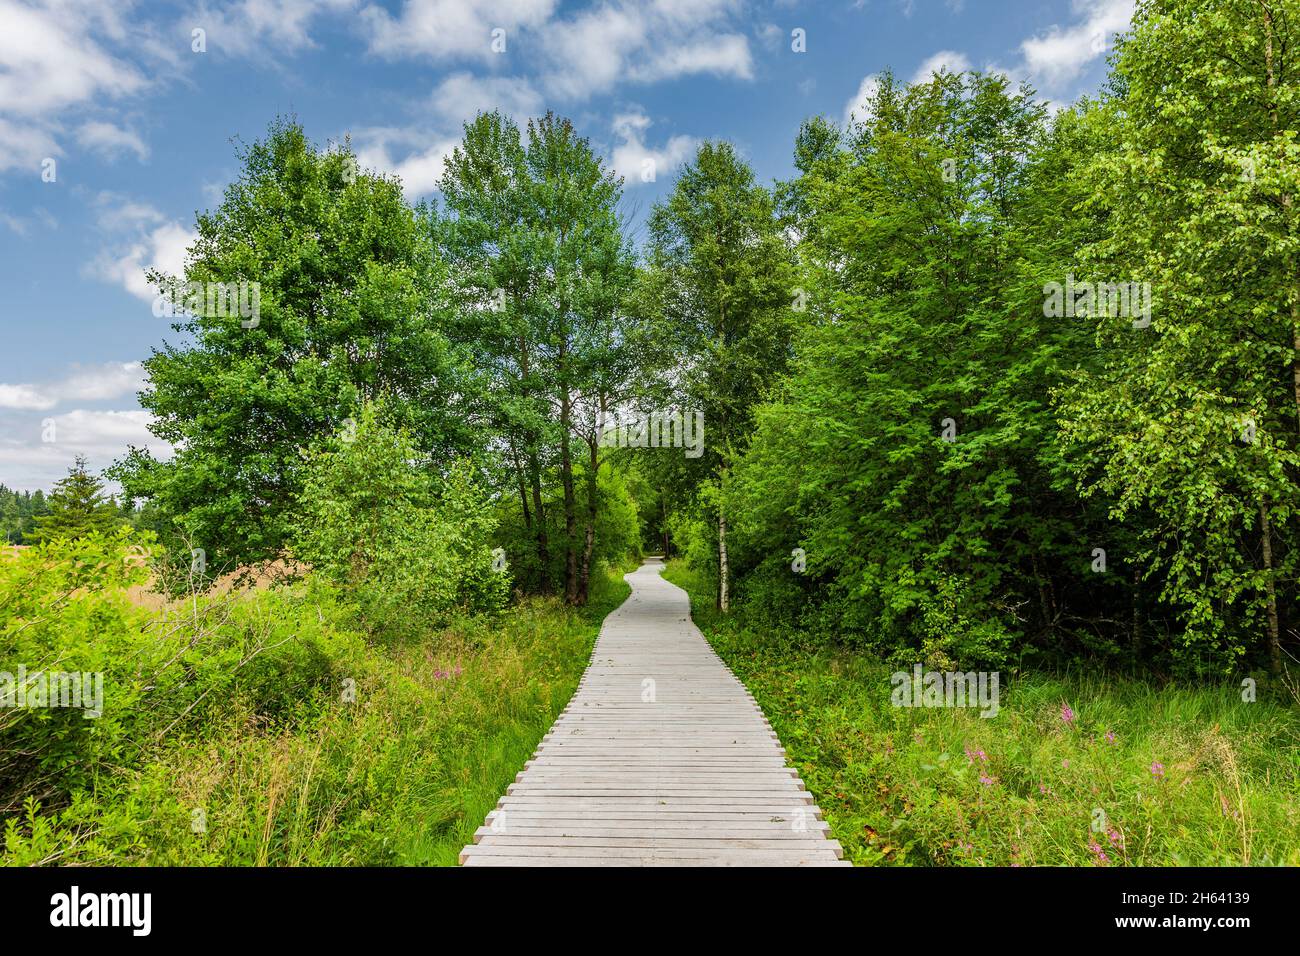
xmin=663 ymin=561 xmax=1300 ymax=867
xmin=2 ymin=536 xmax=632 ymax=866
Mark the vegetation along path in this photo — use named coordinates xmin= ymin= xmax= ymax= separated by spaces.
xmin=460 ymin=558 xmax=848 ymax=867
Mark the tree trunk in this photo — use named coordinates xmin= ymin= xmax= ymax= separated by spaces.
xmin=510 ymin=441 xmax=531 ymax=531
xmin=718 ymin=510 xmax=730 ymax=613
xmin=660 ymin=491 xmax=670 ymax=558
xmin=1131 ymin=566 xmax=1141 ymax=656
xmin=577 ymin=432 xmax=598 ymax=605
xmin=1259 ymin=499 xmax=1282 ymax=676
xmin=527 ymin=447 xmax=549 ymax=593
xmin=559 ymin=383 xmax=578 ymax=605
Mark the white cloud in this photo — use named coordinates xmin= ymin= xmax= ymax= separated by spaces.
xmin=0 ymin=407 xmax=171 ymax=492
xmin=353 ymin=128 xmax=461 ymax=198
xmin=360 ymin=0 xmax=753 ymax=102
xmin=911 ymin=50 xmax=971 ymax=84
xmin=1015 ymin=0 xmax=1134 ymax=94
xmin=428 ymin=72 xmax=543 ymax=126
xmin=537 ymin=4 xmax=644 ymax=100
xmin=0 ymin=0 xmax=180 ymax=177
xmin=86 ymin=195 xmax=196 ymax=301
xmin=610 ymin=111 xmax=696 ymax=186
xmin=76 ymin=120 xmax=149 ymax=161
xmin=538 ymin=1 xmax=753 ymax=101
xmin=0 ymin=362 xmax=147 ymax=411
xmin=355 ymin=73 xmax=542 ymax=197
xmin=0 ymin=0 xmax=147 ymax=117
xmin=363 ymin=0 xmax=557 ymax=62
xmin=843 ymin=74 xmax=880 ymax=127
xmin=0 ymin=360 xmax=164 ymax=491
xmin=0 ymin=115 xmax=60 ymax=175
xmin=0 ymin=384 xmax=53 ymax=411
xmin=187 ymin=0 xmax=359 ymax=57
xmin=628 ymin=33 xmax=753 ymax=86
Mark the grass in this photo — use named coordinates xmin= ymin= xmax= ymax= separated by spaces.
xmin=3 ymin=555 xmax=633 ymax=866
xmin=662 ymin=560 xmax=1300 ymax=867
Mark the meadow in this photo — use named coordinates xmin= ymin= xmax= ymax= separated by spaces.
xmin=663 ymin=561 xmax=1300 ymax=867
xmin=1 ymin=530 xmax=631 ymax=866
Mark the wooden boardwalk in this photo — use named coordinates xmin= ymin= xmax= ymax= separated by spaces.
xmin=460 ymin=558 xmax=848 ymax=866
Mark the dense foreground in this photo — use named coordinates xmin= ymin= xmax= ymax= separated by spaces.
xmin=663 ymin=562 xmax=1300 ymax=867
xmin=1 ymin=533 xmax=629 ymax=866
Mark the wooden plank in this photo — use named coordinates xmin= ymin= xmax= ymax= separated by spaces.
xmin=459 ymin=557 xmax=847 ymax=868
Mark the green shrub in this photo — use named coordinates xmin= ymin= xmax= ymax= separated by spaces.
xmin=292 ymin=401 xmax=507 ymax=637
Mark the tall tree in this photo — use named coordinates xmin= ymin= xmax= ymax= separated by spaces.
xmin=439 ymin=111 xmax=632 ymax=603
xmin=28 ymin=456 xmax=121 ymax=543
xmin=723 ymin=70 xmax=1123 ymax=668
xmin=112 ymin=119 xmax=469 ymax=574
xmin=1057 ymin=0 xmax=1300 ymax=675
xmin=641 ymin=141 xmax=798 ymax=610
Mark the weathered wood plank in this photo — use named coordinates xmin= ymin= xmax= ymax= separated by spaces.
xmin=460 ymin=558 xmax=846 ymax=868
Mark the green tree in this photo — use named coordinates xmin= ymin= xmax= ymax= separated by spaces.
xmin=1057 ymin=0 xmax=1300 ymax=675
xmin=29 ymin=456 xmax=122 ymax=544
xmin=1 ymin=489 xmax=20 ymax=545
xmin=725 ymin=70 xmax=1110 ymax=667
xmin=640 ymin=141 xmax=799 ymax=610
xmin=292 ymin=401 xmax=505 ymax=637
xmin=438 ymin=111 xmax=634 ymax=603
xmin=112 ymin=119 xmax=470 ymax=576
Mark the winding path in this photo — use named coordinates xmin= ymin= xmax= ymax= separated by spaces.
xmin=460 ymin=558 xmax=848 ymax=866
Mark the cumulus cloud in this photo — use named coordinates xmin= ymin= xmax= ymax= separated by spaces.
xmin=539 ymin=1 xmax=753 ymax=101
xmin=843 ymin=74 xmax=880 ymax=127
xmin=1000 ymin=0 xmax=1134 ymax=97
xmin=610 ymin=111 xmax=696 ymax=186
xmin=0 ymin=408 xmax=170 ymax=492
xmin=1021 ymin=0 xmax=1132 ymax=88
xmin=86 ymin=194 xmax=196 ymax=302
xmin=0 ymin=362 xmax=165 ymax=491
xmin=363 ymin=0 xmax=556 ymax=62
xmin=76 ymin=120 xmax=150 ymax=161
xmin=844 ymin=0 xmax=1134 ymax=127
xmin=427 ymin=72 xmax=543 ymax=126
xmin=353 ymin=127 xmax=461 ymax=198
xmin=0 ymin=0 xmax=159 ymax=175
xmin=360 ymin=0 xmax=754 ymax=101
xmin=0 ymin=0 xmax=147 ymax=117
xmin=911 ymin=50 xmax=971 ymax=84
xmin=0 ymin=116 xmax=61 ymax=175
xmin=0 ymin=362 xmax=147 ymax=411
xmin=183 ymin=0 xmax=359 ymax=57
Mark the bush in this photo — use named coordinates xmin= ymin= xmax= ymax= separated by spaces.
xmin=292 ymin=401 xmax=507 ymax=638
xmin=1 ymin=540 xmax=631 ymax=865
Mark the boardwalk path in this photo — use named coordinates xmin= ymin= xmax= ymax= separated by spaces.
xmin=460 ymin=558 xmax=847 ymax=866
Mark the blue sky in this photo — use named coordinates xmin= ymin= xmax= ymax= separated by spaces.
xmin=0 ymin=0 xmax=1132 ymax=491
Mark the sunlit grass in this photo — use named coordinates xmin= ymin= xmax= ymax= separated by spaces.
xmin=3 ymin=564 xmax=632 ymax=866
xmin=663 ymin=560 xmax=1300 ymax=867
